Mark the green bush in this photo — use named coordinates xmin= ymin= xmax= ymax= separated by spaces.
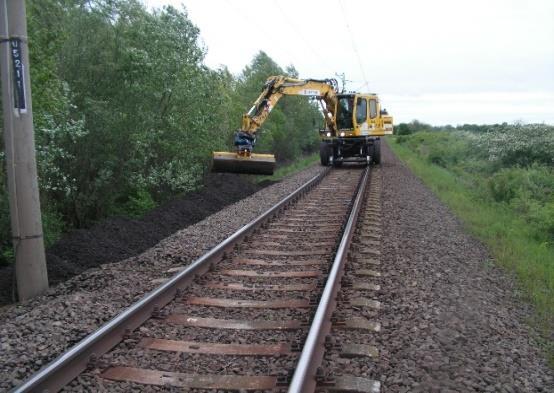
xmin=0 ymin=186 xmax=64 ymax=266
xmin=395 ymin=123 xmax=412 ymax=135
xmin=394 ymin=127 xmax=554 ymax=246
xmin=394 ymin=131 xmax=472 ymax=168
xmin=42 ymin=208 xmax=65 ymax=248
xmin=486 ymin=166 xmax=554 ymax=243
xmin=531 ymin=201 xmax=554 ymax=243
xmin=109 ymin=189 xmax=157 ymax=219
xmin=472 ymin=124 xmax=554 ymax=167
xmin=488 ymin=170 xmax=521 ymax=202
xmin=488 ymin=165 xmax=554 ymax=204
xmin=395 ymin=120 xmax=433 ymax=135
xmin=395 ymin=135 xmax=407 ymax=144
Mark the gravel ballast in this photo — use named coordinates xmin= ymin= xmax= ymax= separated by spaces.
xmin=0 ymin=165 xmax=324 ymax=392
xmin=375 ymin=140 xmax=553 ymax=392
xmin=1 ymin=142 xmax=553 ymax=392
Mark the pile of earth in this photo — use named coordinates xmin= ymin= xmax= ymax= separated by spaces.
xmin=0 ymin=173 xmax=271 ymax=305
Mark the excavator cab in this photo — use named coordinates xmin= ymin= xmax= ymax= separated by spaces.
xmin=336 ymin=96 xmax=355 ymax=130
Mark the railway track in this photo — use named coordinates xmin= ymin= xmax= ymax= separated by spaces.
xmin=14 ymin=165 xmax=383 ymax=393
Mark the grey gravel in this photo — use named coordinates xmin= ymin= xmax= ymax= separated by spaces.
xmin=0 ymin=165 xmax=324 ymax=392
xmin=374 ymin=140 xmax=553 ymax=392
xmin=3 ymin=140 xmax=552 ymax=393
xmin=62 ymin=168 xmax=362 ymax=392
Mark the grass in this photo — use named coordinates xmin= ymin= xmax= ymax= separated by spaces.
xmin=388 ymin=136 xmax=554 ymax=367
xmin=255 ymin=153 xmax=320 ymax=183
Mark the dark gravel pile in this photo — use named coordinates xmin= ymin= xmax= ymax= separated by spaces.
xmin=376 ymin=140 xmax=553 ymax=392
xmin=0 ymin=173 xmax=270 ymax=305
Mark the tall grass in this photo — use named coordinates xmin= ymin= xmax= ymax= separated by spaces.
xmin=388 ymin=130 xmax=553 ymax=367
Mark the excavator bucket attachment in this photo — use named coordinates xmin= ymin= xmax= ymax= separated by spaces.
xmin=212 ymin=152 xmax=276 ymax=175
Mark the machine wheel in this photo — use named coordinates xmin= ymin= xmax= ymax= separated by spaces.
xmin=319 ymin=143 xmax=331 ymax=166
xmin=372 ymin=139 xmax=381 ymax=164
xmin=365 ymin=143 xmax=372 ymax=166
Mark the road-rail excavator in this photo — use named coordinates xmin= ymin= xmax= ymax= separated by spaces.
xmin=212 ymin=75 xmax=393 ymax=175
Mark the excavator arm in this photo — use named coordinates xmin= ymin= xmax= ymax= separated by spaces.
xmin=213 ymin=76 xmax=339 ymax=175
xmin=241 ymin=76 xmax=339 ymax=135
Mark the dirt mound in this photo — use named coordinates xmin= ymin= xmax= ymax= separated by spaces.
xmin=0 ymin=173 xmax=270 ymax=305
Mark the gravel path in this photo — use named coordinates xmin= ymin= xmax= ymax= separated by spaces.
xmin=376 ymin=140 xmax=553 ymax=392
xmin=0 ymin=165 xmax=324 ymax=392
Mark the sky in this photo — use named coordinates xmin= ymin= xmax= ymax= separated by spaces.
xmin=143 ymin=0 xmax=554 ymax=125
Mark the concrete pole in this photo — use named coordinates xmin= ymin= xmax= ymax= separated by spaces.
xmin=0 ymin=0 xmax=48 ymax=300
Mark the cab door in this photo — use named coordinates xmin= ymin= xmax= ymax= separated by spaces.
xmin=354 ymin=97 xmax=368 ymax=136
xmin=368 ymin=98 xmax=381 ymax=135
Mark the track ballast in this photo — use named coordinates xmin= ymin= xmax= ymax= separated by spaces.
xmin=15 ymin=166 xmax=384 ymax=393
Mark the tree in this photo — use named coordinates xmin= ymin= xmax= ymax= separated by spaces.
xmin=0 ymin=1 xmax=323 ymax=265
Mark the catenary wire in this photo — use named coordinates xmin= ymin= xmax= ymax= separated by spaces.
xmin=337 ymin=0 xmax=369 ymax=91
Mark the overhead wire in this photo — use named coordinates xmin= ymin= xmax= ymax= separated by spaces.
xmin=222 ymin=0 xmax=309 ymax=73
xmin=271 ymin=0 xmax=333 ymax=75
xmin=354 ymin=81 xmax=370 ymax=92
xmin=337 ymin=0 xmax=369 ymax=91
xmin=220 ymin=0 xmax=320 ymax=73
xmin=188 ymin=0 xmax=368 ymax=89
xmin=219 ymin=0 xmax=371 ymax=91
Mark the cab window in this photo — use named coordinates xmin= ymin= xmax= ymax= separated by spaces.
xmin=369 ymin=99 xmax=377 ymax=119
xmin=337 ymin=96 xmax=354 ymax=129
xmin=356 ymin=98 xmax=367 ymax=124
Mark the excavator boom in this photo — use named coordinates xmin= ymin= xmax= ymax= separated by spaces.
xmin=212 ymin=76 xmax=338 ymax=175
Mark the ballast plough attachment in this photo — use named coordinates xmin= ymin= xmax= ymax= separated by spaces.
xmin=212 ymin=131 xmax=276 ymax=175
xmin=211 ymin=152 xmax=276 ymax=175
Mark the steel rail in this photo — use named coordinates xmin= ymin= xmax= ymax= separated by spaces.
xmin=288 ymin=165 xmax=370 ymax=393
xmin=13 ymin=169 xmax=330 ymax=393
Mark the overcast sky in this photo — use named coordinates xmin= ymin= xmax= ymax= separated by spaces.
xmin=144 ymin=0 xmax=554 ymax=125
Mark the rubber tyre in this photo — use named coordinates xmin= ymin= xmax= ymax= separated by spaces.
xmin=373 ymin=139 xmax=381 ymax=164
xmin=320 ymin=142 xmax=331 ymax=166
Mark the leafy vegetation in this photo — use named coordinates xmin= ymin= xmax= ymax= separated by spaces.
xmin=389 ymin=123 xmax=554 ymax=364
xmin=0 ymin=0 xmax=321 ymax=265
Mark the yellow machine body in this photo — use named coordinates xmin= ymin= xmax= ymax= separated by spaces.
xmin=212 ymin=75 xmax=393 ymax=174
xmin=334 ymin=93 xmax=393 ymax=137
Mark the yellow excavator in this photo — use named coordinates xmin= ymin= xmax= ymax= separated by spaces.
xmin=212 ymin=75 xmax=393 ymax=175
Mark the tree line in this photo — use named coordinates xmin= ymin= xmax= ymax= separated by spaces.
xmin=0 ymin=0 xmax=322 ymax=264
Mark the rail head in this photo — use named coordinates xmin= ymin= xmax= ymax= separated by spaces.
xmin=12 ymin=168 xmax=330 ymax=393
xmin=288 ymin=166 xmax=371 ymax=393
